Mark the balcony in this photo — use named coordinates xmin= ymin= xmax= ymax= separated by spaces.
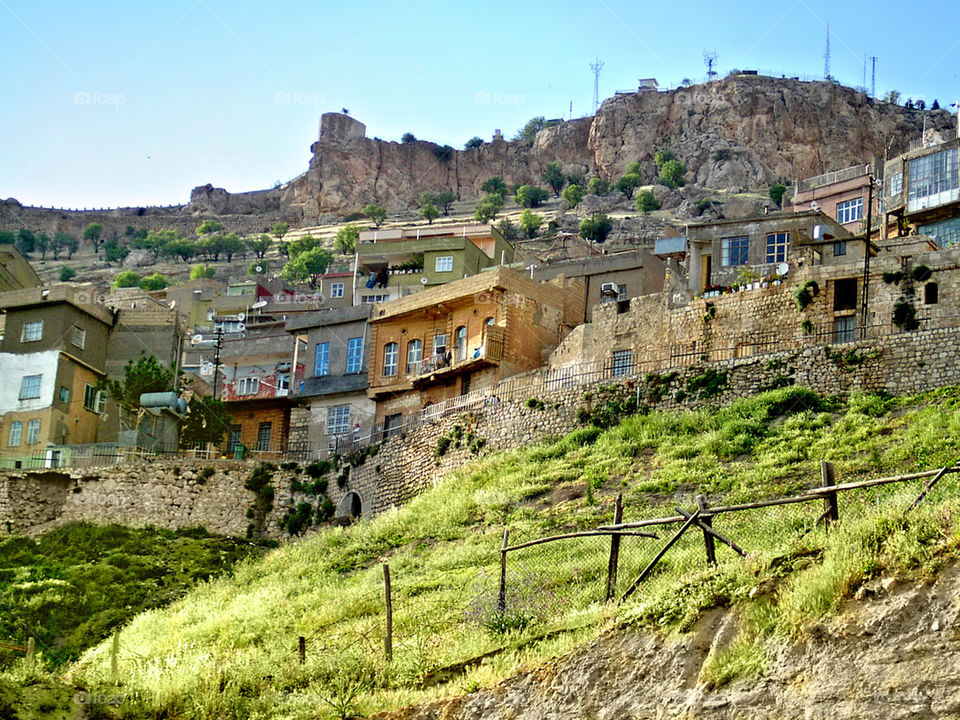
xmin=411 ymin=327 xmax=505 ymax=387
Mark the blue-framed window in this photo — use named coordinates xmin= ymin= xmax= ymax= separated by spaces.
xmin=720 ymin=236 xmax=749 ymax=266
xmin=346 ymin=337 xmax=363 ymax=374
xmin=315 ymin=342 xmax=330 ymax=377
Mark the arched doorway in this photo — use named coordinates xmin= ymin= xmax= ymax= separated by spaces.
xmin=336 ymin=491 xmax=363 ymax=520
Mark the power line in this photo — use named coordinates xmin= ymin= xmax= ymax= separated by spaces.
xmin=589 ymin=58 xmax=604 ymax=115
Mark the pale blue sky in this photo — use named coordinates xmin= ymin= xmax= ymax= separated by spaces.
xmin=2 ymin=0 xmax=959 ymax=209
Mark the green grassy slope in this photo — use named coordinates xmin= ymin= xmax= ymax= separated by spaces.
xmin=47 ymin=387 xmax=960 ymax=718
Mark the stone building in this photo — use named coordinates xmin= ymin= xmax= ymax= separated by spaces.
xmin=0 ymin=244 xmax=42 ymax=292
xmin=789 ymin=164 xmax=874 ymax=234
xmin=285 ymin=305 xmax=376 ymax=455
xmin=366 ymin=267 xmax=584 ymax=434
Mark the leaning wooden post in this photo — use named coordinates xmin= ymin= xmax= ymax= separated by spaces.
xmin=605 ymin=494 xmax=624 ymax=601
xmin=110 ymin=631 xmax=119 ymax=681
xmin=382 ymin=563 xmax=393 ymax=663
xmin=498 ymin=528 xmax=510 ymax=615
xmin=821 ymin=461 xmax=839 ymax=531
xmin=298 ymin=636 xmax=306 ymax=664
xmin=26 ymin=637 xmax=35 ymax=667
xmin=696 ymin=495 xmax=716 ymax=566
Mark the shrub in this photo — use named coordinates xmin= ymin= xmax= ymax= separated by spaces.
xmin=587 ymin=177 xmax=611 ymax=195
xmin=305 ymin=460 xmax=332 ymax=479
xmin=58 ymin=266 xmax=76 ymax=282
xmin=658 ymin=159 xmax=687 ymax=188
xmin=139 ymin=273 xmax=168 ymax=291
xmin=635 ymin=190 xmax=659 ymax=214
xmin=769 ymin=183 xmax=787 ymax=208
xmin=196 ymin=466 xmax=215 ymax=484
xmin=190 ymin=264 xmax=215 ymax=280
xmin=912 ymin=265 xmax=933 ymax=282
xmin=113 ymin=270 xmax=140 ymax=288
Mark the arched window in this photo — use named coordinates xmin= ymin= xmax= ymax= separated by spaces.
xmin=383 ymin=342 xmax=398 ymax=376
xmin=407 ymin=339 xmax=422 ymax=374
xmin=455 ymin=325 xmax=467 ymax=362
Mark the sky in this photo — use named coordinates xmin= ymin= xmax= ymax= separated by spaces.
xmin=2 ymin=0 xmax=960 ymax=209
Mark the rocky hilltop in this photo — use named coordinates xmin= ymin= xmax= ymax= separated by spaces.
xmin=3 ymin=75 xmax=953 ymax=234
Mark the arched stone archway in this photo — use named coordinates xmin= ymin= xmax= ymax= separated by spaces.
xmin=336 ymin=491 xmax=363 ymax=520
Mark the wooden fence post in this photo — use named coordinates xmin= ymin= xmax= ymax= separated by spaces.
xmin=605 ymin=494 xmax=623 ymax=601
xmin=383 ymin=563 xmax=393 ymax=663
xmin=696 ymin=495 xmax=716 ymax=565
xmin=110 ymin=632 xmax=119 ymax=681
xmin=298 ymin=636 xmax=306 ymax=664
xmin=26 ymin=637 xmax=35 ymax=666
xmin=821 ymin=461 xmax=839 ymax=530
xmin=498 ymin=528 xmax=510 ymax=615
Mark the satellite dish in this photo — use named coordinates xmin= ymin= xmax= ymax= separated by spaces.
xmin=236 ymin=322 xmax=246 ymax=332
xmin=169 ymin=300 xmax=176 ymax=309
xmin=254 ymin=265 xmax=263 ymax=273
xmin=191 ymin=334 xmax=204 ymax=345
xmin=237 ymin=312 xmax=245 ymax=321
xmin=420 ymin=277 xmax=428 ymax=284
xmin=776 ymin=262 xmax=789 ymax=276
xmin=199 ymin=362 xmax=214 ymax=376
xmin=251 ymin=299 xmax=267 ymax=309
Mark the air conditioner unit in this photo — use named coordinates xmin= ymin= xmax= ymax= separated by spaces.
xmin=600 ymin=282 xmax=619 ymax=296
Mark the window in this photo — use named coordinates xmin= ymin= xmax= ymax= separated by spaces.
xmin=227 ymin=425 xmax=242 ymax=453
xmin=256 ymin=422 xmax=272 ymax=451
xmin=612 ymin=349 xmax=632 ymax=377
xmin=21 ymin=321 xmax=43 ymax=342
xmin=455 ymin=326 xmax=467 ymax=362
xmin=834 ymin=316 xmax=856 ymax=343
xmin=58 ymin=386 xmax=70 ymax=403
xmin=346 ymin=337 xmax=363 ymax=373
xmin=330 ymin=282 xmax=345 ymax=298
xmin=26 ymin=419 xmax=40 ymax=444
xmin=327 ymin=404 xmax=350 ymax=435
xmin=82 ymin=383 xmax=103 ymax=412
xmin=361 ymin=294 xmax=390 ymax=304
xmin=276 ymin=373 xmax=290 ymax=395
xmin=435 ymin=255 xmax=454 ymax=272
xmin=908 ymin=147 xmax=959 ymax=212
xmin=617 ymin=284 xmax=627 ymax=300
xmin=71 ymin=326 xmax=86 ymax=349
xmin=720 ymin=236 xmax=749 ymax=266
xmin=836 ymin=198 xmax=863 ymax=225
xmin=8 ymin=421 xmax=22 ymax=447
xmin=888 ymin=172 xmax=903 ymax=196
xmin=237 ymin=377 xmax=260 ymax=396
xmin=383 ymin=342 xmax=398 ymax=376
xmin=918 ymin=216 xmax=960 ymax=247
xmin=833 ymin=241 xmax=847 ymax=257
xmin=833 ymin=278 xmax=858 ymax=311
xmin=433 ymin=333 xmax=447 ymax=356
xmin=383 ymin=413 xmax=403 ymax=438
xmin=924 ymin=282 xmax=939 ymax=305
xmin=765 ymin=232 xmax=789 ymax=263
xmin=19 ymin=375 xmax=41 ymax=400
xmin=406 ymin=339 xmax=422 ymax=374
xmin=315 ymin=342 xmax=330 ymax=377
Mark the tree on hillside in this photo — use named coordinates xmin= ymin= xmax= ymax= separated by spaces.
xmin=196 ymin=219 xmax=223 ymax=237
xmin=474 ymin=193 xmax=504 ymax=223
xmin=401 ymin=132 xmax=417 ymax=143
xmin=281 ymin=246 xmax=333 ymax=289
xmin=285 ymin=234 xmax=322 ymax=259
xmin=113 ymin=270 xmax=141 ymax=288
xmin=52 ymin=232 xmax=78 ymax=259
xmin=220 ymin=233 xmax=244 ymax=262
xmin=769 ymin=183 xmax=787 ymax=208
xmin=658 ymin=160 xmax=686 ymax=189
xmin=139 ymin=273 xmax=169 ymax=291
xmin=248 ymin=259 xmax=269 ymax=276
xmin=34 ymin=233 xmax=50 ymax=260
xmin=561 ymin=184 xmax=586 ymax=209
xmin=246 ymin=234 xmax=272 ymax=259
xmin=334 ymin=225 xmax=359 ymax=254
xmin=14 ymin=228 xmax=35 ymax=254
xmin=579 ymin=213 xmax=612 ymax=244
xmin=514 ymin=116 xmax=548 ymax=142
xmin=465 ymin=137 xmax=484 ymax=149
xmin=420 ymin=203 xmax=439 ymax=224
xmin=271 ymin=222 xmax=289 ymax=240
xmin=59 ymin=266 xmax=76 ymax=282
xmin=514 ymin=185 xmax=550 ymax=208
xmin=435 ymin=190 xmax=455 ymax=215
xmin=481 ymin=176 xmax=508 ymax=198
xmin=616 ymin=173 xmax=642 ymax=199
xmin=519 ymin=209 xmax=543 ymax=239
xmin=190 ymin=264 xmax=216 ymax=280
xmin=103 ymin=237 xmax=129 ymax=265
xmin=363 ymin=204 xmax=387 ymax=228
xmin=102 ymin=352 xmax=176 ymax=410
xmin=496 ymin=218 xmax=519 ymax=241
xmin=83 ymin=222 xmax=103 ymax=251
xmin=180 ymin=394 xmax=231 ymax=449
xmin=160 ymin=237 xmax=197 ymax=262
xmin=542 ymin=162 xmax=566 ymax=197
xmin=635 ymin=190 xmax=659 ymax=214
xmin=137 ymin=229 xmax=180 ymax=259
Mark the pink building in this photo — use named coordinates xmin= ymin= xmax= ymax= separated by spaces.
xmin=789 ymin=164 xmax=874 ymax=234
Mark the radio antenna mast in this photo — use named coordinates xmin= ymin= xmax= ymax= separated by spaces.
xmin=590 ymin=58 xmax=604 ymax=115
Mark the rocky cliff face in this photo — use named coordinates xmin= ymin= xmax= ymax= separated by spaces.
xmin=267 ymin=75 xmax=952 ymax=222
xmin=379 ymin=564 xmax=960 ymax=720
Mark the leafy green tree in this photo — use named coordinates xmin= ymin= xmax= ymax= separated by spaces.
xmin=769 ymin=183 xmax=787 ymax=208
xmin=196 ymin=219 xmax=223 ymax=237
xmin=464 ymin=136 xmax=484 ymax=149
xmin=658 ymin=160 xmax=686 ymax=188
xmin=103 ymin=237 xmax=129 ymax=265
xmin=271 ymin=222 xmax=289 ymax=240
xmin=515 ymin=185 xmax=550 ymax=208
xmin=420 ymin=203 xmax=439 ymax=224
xmin=474 ymin=193 xmax=504 ymax=223
xmin=615 ymin=173 xmax=642 ymax=198
xmin=401 ymin=132 xmax=417 ymax=143
xmin=0 ymin=230 xmax=12 ymax=247
xmin=435 ymin=190 xmax=456 ymax=215
xmin=579 ymin=213 xmax=612 ymax=244
xmin=59 ymin=266 xmax=76 ymax=282
xmin=480 ymin=176 xmax=508 ymax=198
xmin=653 ymin=150 xmax=675 ymax=169
xmin=160 ymin=237 xmax=197 ymax=262
xmin=15 ymin=228 xmax=35 ymax=254
xmin=82 ymin=222 xmax=103 ymax=251
xmin=190 ymin=264 xmax=216 ymax=280
xmin=334 ymin=225 xmax=359 ymax=254
xmin=139 ymin=273 xmax=169 ymax=291
xmin=113 ymin=270 xmax=141 ymax=288
xmin=363 ymin=204 xmax=387 ymax=228
xmin=286 ymin=234 xmax=322 ymax=259
xmin=281 ymin=246 xmax=333 ymax=288
xmin=220 ymin=232 xmax=244 ymax=262
xmin=35 ymin=232 xmax=50 ymax=260
xmin=197 ymin=234 xmax=226 ymax=261
xmin=246 ymin=234 xmax=272 ymax=259
xmin=519 ymin=209 xmax=544 ymax=238
xmin=433 ymin=144 xmax=454 ymax=161
xmin=561 ymin=184 xmax=586 ymax=208
xmin=248 ymin=259 xmax=269 ymax=275
xmin=635 ymin=189 xmax=660 ymax=214
xmin=496 ymin=218 xmax=519 ymax=241
xmin=52 ymin=232 xmax=78 ymax=259
xmin=566 ymin=171 xmax=586 ymax=188
xmin=102 ymin=353 xmax=176 ymax=409
xmin=135 ymin=229 xmax=179 ymax=259
xmin=514 ymin=116 xmax=548 ymax=142
xmin=542 ymin=161 xmax=566 ymax=197
xmin=180 ymin=395 xmax=231 ymax=449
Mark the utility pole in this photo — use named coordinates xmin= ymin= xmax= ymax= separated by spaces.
xmin=590 ymin=58 xmax=604 ymax=115
xmin=212 ymin=327 xmax=224 ymax=399
xmin=703 ymin=50 xmax=718 ymax=80
xmin=859 ymin=176 xmax=875 ymax=338
xmin=869 ymin=56 xmax=878 ymax=98
xmin=823 ymin=22 xmax=831 ymax=80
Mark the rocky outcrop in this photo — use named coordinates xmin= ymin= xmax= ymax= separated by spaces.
xmin=379 ymin=564 xmax=960 ymax=720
